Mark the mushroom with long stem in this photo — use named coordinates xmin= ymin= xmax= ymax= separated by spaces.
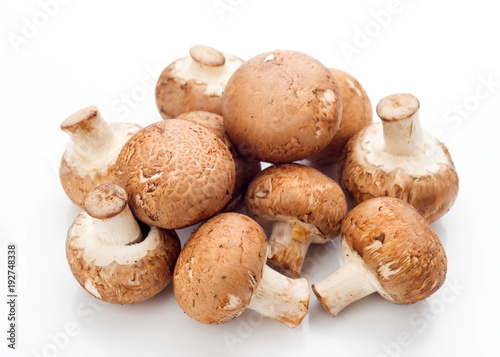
xmin=173 ymin=213 xmax=310 ymax=328
xmin=59 ymin=105 xmax=141 ymax=207
xmin=312 ymin=197 xmax=447 ymax=317
xmin=340 ymin=93 xmax=459 ymax=222
xmin=66 ymin=184 xmax=181 ymax=304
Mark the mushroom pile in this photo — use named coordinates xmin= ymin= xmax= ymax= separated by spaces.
xmin=60 ymin=45 xmax=458 ymax=326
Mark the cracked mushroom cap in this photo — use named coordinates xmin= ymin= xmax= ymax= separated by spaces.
xmin=342 ymin=197 xmax=447 ymax=304
xmin=340 ymin=94 xmax=459 ymax=222
xmin=173 ymin=213 xmax=267 ymax=324
xmin=176 ymin=111 xmax=261 ymax=211
xmin=60 ymin=105 xmax=141 ymax=207
xmin=222 ymin=50 xmax=342 ymax=164
xmin=245 ymin=163 xmax=347 ymax=242
xmin=156 ymin=45 xmax=243 ymax=119
xmin=309 ymin=69 xmax=372 ymax=165
xmin=66 ymin=184 xmax=181 ymax=304
xmin=114 ymin=119 xmax=236 ymax=229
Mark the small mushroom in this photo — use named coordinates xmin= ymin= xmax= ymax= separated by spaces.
xmin=340 ymin=93 xmax=459 ymax=222
xmin=309 ymin=69 xmax=372 ymax=165
xmin=155 ymin=45 xmax=243 ymax=118
xmin=114 ymin=119 xmax=235 ymax=229
xmin=222 ymin=50 xmax=342 ymax=163
xmin=245 ymin=163 xmax=347 ymax=278
xmin=312 ymin=197 xmax=447 ymax=317
xmin=60 ymin=105 xmax=141 ymax=207
xmin=66 ymin=184 xmax=181 ymax=304
xmin=173 ymin=213 xmax=310 ymax=328
xmin=177 ymin=111 xmax=261 ymax=211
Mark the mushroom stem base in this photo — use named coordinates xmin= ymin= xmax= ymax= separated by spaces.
xmin=267 ymin=221 xmax=313 ymax=278
xmin=93 ymin=205 xmax=143 ymax=246
xmin=312 ymin=259 xmax=376 ymax=317
xmin=247 ymin=265 xmax=309 ymax=328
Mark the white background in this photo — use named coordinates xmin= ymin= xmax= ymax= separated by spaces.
xmin=0 ymin=0 xmax=498 ymax=356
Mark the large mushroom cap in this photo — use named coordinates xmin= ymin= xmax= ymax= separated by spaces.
xmin=177 ymin=111 xmax=261 ymax=211
xmin=342 ymin=197 xmax=447 ymax=304
xmin=114 ymin=119 xmax=235 ymax=229
xmin=222 ymin=50 xmax=342 ymax=164
xmin=245 ymin=163 xmax=347 ymax=240
xmin=156 ymin=45 xmax=243 ymax=119
xmin=66 ymin=185 xmax=181 ymax=305
xmin=173 ymin=213 xmax=267 ymax=324
xmin=309 ymin=69 xmax=372 ymax=165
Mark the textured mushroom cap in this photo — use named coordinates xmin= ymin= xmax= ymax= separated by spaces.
xmin=340 ymin=124 xmax=459 ymax=222
xmin=309 ymin=69 xmax=372 ymax=165
xmin=66 ymin=212 xmax=181 ymax=304
xmin=177 ymin=111 xmax=261 ymax=211
xmin=222 ymin=50 xmax=342 ymax=164
xmin=60 ymin=122 xmax=141 ymax=207
xmin=173 ymin=213 xmax=267 ymax=324
xmin=342 ymin=197 xmax=447 ymax=304
xmin=155 ymin=48 xmax=243 ymax=119
xmin=114 ymin=119 xmax=235 ymax=229
xmin=245 ymin=163 xmax=347 ymax=240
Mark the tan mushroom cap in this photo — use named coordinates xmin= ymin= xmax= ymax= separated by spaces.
xmin=309 ymin=69 xmax=372 ymax=165
xmin=177 ymin=111 xmax=261 ymax=211
xmin=341 ymin=197 xmax=447 ymax=304
xmin=60 ymin=106 xmax=141 ymax=207
xmin=156 ymin=45 xmax=243 ymax=119
xmin=245 ymin=163 xmax=347 ymax=239
xmin=66 ymin=185 xmax=181 ymax=305
xmin=114 ymin=119 xmax=236 ymax=229
xmin=340 ymin=124 xmax=459 ymax=223
xmin=173 ymin=213 xmax=267 ymax=324
xmin=222 ymin=50 xmax=342 ymax=164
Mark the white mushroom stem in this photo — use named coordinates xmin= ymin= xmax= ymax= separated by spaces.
xmin=91 ymin=205 xmax=143 ymax=246
xmin=381 ymin=111 xmax=423 ymax=156
xmin=312 ymin=259 xmax=376 ymax=317
xmin=189 ymin=59 xmax=227 ymax=79
xmin=267 ymin=221 xmax=313 ymax=278
xmin=61 ymin=106 xmax=120 ymax=161
xmin=247 ymin=265 xmax=309 ymax=328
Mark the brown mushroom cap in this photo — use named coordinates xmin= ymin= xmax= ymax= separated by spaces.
xmin=60 ymin=106 xmax=141 ymax=207
xmin=340 ymin=124 xmax=459 ymax=222
xmin=176 ymin=111 xmax=261 ymax=211
xmin=173 ymin=213 xmax=267 ymax=324
xmin=341 ymin=197 xmax=447 ymax=304
xmin=245 ymin=163 xmax=347 ymax=240
xmin=66 ymin=186 xmax=181 ymax=305
xmin=222 ymin=50 xmax=342 ymax=164
xmin=156 ymin=45 xmax=243 ymax=119
xmin=309 ymin=69 xmax=372 ymax=165
xmin=114 ymin=119 xmax=236 ymax=229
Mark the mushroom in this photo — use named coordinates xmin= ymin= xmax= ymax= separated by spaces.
xmin=222 ymin=50 xmax=342 ymax=164
xmin=309 ymin=68 xmax=372 ymax=165
xmin=340 ymin=93 xmax=459 ymax=222
xmin=245 ymin=163 xmax=347 ymax=278
xmin=312 ymin=197 xmax=447 ymax=317
xmin=66 ymin=184 xmax=181 ymax=304
xmin=155 ymin=45 xmax=243 ymax=119
xmin=177 ymin=111 xmax=261 ymax=211
xmin=114 ymin=119 xmax=235 ymax=229
xmin=173 ymin=212 xmax=310 ymax=328
xmin=60 ymin=105 xmax=141 ymax=207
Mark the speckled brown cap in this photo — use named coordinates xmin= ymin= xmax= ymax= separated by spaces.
xmin=309 ymin=69 xmax=372 ymax=165
xmin=114 ymin=119 xmax=236 ymax=229
xmin=245 ymin=163 xmax=347 ymax=239
xmin=173 ymin=213 xmax=267 ymax=324
xmin=222 ymin=50 xmax=342 ymax=164
xmin=342 ymin=197 xmax=447 ymax=304
xmin=177 ymin=111 xmax=261 ymax=211
xmin=156 ymin=45 xmax=243 ymax=119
